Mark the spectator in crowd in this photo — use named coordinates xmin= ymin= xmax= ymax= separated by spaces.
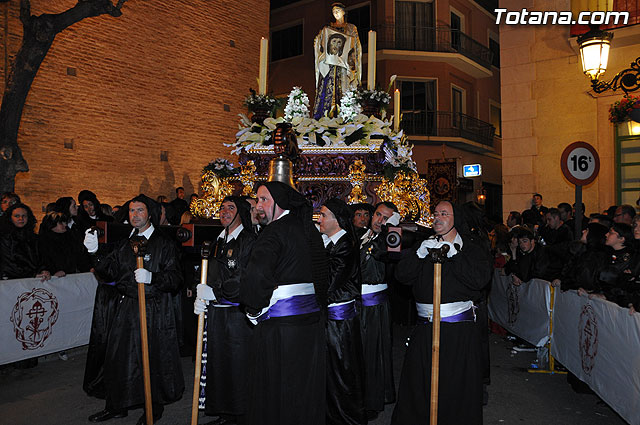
xmin=0 ymin=192 xmax=20 ymax=217
xmin=614 ymin=204 xmax=636 ymax=225
xmin=506 ymin=226 xmax=521 ymax=262
xmin=521 ymin=209 xmax=539 ymax=231
xmin=557 ymin=203 xmax=572 ymax=223
xmin=505 ymin=226 xmax=549 ymax=285
xmin=189 ymin=193 xmax=198 ymax=204
xmin=0 ymin=203 xmax=50 ymax=281
xmin=55 ymin=196 xmax=81 ymax=239
xmin=489 ymin=223 xmax=510 ymax=268
xmin=351 ymin=202 xmax=373 ymax=239
xmin=38 ymin=211 xmax=91 ymax=277
xmin=604 ymin=205 xmax=618 ymax=221
xmin=506 ymin=211 xmax=522 ymax=229
xmin=584 ymin=223 xmax=635 ymax=305
xmin=179 ymin=210 xmax=192 ymax=225
xmin=156 ymin=195 xmax=168 ymax=203
xmin=551 ymin=222 xmax=608 ymax=292
xmin=169 ymin=187 xmax=189 ymax=224
xmin=589 ymin=213 xmax=612 ymax=228
xmin=539 ymin=208 xmax=573 ymax=278
xmin=77 ymin=190 xmax=113 ymax=231
xmin=529 ymin=193 xmax=548 ymax=225
xmin=566 ymin=202 xmax=589 ymax=233
xmin=100 ymin=204 xmax=114 ymax=218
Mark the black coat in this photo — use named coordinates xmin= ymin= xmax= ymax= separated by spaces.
xmin=209 ymin=227 xmax=256 ymax=302
xmin=0 ymin=229 xmax=43 ymax=279
xmin=327 ymin=232 xmax=361 ymax=304
xmin=92 ymin=227 xmax=184 ymax=410
xmin=38 ymin=230 xmax=91 ymax=274
xmin=559 ymin=243 xmax=608 ymax=291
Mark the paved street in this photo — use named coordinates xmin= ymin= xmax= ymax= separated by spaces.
xmin=0 ymin=325 xmax=626 ymax=425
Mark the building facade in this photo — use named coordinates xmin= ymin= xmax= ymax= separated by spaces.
xmin=500 ymin=0 xmax=640 ymax=219
xmin=269 ymin=0 xmax=503 ymax=219
xmin=0 ymin=0 xmax=269 ymax=215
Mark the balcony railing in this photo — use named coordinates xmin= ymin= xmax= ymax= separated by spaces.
xmin=373 ymin=25 xmax=494 ymax=70
xmin=402 ymin=111 xmax=496 ymax=147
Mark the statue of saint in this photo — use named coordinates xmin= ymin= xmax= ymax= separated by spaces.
xmin=312 ymin=2 xmax=361 ymax=120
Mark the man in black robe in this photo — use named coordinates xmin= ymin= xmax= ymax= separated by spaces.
xmin=392 ymin=200 xmax=492 ymax=425
xmin=318 ymin=198 xmax=366 ymax=425
xmin=194 ymin=196 xmax=256 ymax=425
xmin=358 ymin=201 xmax=400 ymax=415
xmin=239 ymin=181 xmax=328 ymax=425
xmin=84 ymin=194 xmax=184 ymax=424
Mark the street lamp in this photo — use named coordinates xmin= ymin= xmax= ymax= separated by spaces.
xmin=577 ymin=26 xmax=640 ymax=94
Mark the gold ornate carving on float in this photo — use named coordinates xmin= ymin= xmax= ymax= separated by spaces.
xmin=190 ymin=171 xmax=234 ymax=219
xmin=239 ymin=160 xmax=258 ymax=196
xmin=347 ymin=160 xmax=368 ymax=204
xmin=375 ymin=171 xmax=432 ymax=226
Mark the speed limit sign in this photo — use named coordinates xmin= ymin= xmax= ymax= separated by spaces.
xmin=560 ymin=141 xmax=600 ymax=186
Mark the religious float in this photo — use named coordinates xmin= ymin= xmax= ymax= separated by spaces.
xmin=191 ymin=4 xmax=431 ymax=225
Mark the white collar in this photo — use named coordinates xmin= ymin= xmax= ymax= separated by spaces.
xmin=218 ymin=223 xmax=244 ymax=242
xmin=273 ymin=209 xmax=290 ymax=222
xmin=324 ymin=228 xmax=346 ymax=247
xmin=129 ymin=223 xmax=155 ymax=239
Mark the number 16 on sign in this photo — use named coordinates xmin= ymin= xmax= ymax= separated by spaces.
xmin=561 ymin=142 xmax=600 ymax=240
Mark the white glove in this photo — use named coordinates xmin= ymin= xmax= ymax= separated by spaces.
xmin=416 ymin=238 xmax=458 ymax=259
xmin=386 ymin=212 xmax=401 ymax=226
xmin=134 ymin=268 xmax=152 ymax=284
xmin=83 ymin=229 xmax=99 ymax=253
xmin=194 ymin=298 xmax=208 ymax=315
xmin=197 ymin=283 xmax=216 ymax=301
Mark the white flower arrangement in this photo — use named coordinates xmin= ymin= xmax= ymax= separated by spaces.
xmin=284 ymin=87 xmax=310 ymax=122
xmin=338 ymin=88 xmax=362 ymax=123
xmin=203 ymin=158 xmax=238 ymax=177
xmin=227 ymin=113 xmax=404 ymax=155
xmin=382 ymin=133 xmax=418 ymax=178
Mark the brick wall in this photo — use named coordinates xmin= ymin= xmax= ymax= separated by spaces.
xmin=0 ymin=0 xmax=269 ymax=217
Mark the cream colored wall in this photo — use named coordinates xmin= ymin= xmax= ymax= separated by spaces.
xmin=500 ymin=0 xmax=637 ymax=220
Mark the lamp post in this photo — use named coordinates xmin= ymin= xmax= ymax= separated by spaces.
xmin=577 ymin=26 xmax=640 ymax=94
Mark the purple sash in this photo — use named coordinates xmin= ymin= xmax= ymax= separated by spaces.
xmin=218 ymin=297 xmax=240 ymax=306
xmin=328 ymin=301 xmax=357 ymax=321
xmin=417 ymin=307 xmax=476 ymax=324
xmin=256 ymin=294 xmax=320 ymax=323
xmin=361 ymin=290 xmax=388 ymax=307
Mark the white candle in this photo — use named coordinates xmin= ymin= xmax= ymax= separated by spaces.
xmin=367 ymin=31 xmax=376 ymax=90
xmin=394 ymin=89 xmax=400 ymax=132
xmin=258 ymin=37 xmax=268 ymax=95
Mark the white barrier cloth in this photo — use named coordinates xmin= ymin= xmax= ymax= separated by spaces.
xmin=551 ymin=290 xmax=640 ymax=425
xmin=488 ymin=272 xmax=551 ymax=347
xmin=0 ymin=273 xmax=98 ymax=365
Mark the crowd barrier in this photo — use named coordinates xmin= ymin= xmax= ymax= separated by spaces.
xmin=0 ymin=272 xmax=98 ymax=365
xmin=488 ymin=271 xmax=640 ymax=425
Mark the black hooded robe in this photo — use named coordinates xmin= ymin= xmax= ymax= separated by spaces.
xmin=203 ymin=222 xmax=256 ymax=418
xmin=391 ymin=233 xmax=492 ymax=425
xmin=359 ymin=233 xmax=396 ymax=411
xmin=88 ymin=196 xmax=184 ymax=412
xmin=326 ymin=231 xmax=367 ymax=425
xmin=240 ymin=208 xmax=327 ymax=425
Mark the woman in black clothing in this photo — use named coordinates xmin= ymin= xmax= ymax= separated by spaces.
xmin=77 ymin=190 xmax=113 ymax=232
xmin=551 ymin=222 xmax=608 ymax=292
xmin=38 ymin=211 xmax=92 ymax=276
xmin=54 ymin=196 xmax=83 ymax=239
xmin=0 ymin=203 xmax=50 ymax=280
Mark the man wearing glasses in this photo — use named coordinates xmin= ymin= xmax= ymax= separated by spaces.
xmin=392 ymin=200 xmax=492 ymax=424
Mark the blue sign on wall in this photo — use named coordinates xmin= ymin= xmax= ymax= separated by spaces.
xmin=463 ymin=164 xmax=482 ymax=177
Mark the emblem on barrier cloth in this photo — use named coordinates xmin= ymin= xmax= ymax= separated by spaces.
xmin=10 ymin=288 xmax=59 ymax=350
xmin=578 ymin=304 xmax=598 ymax=375
xmin=507 ymin=283 xmax=520 ymax=326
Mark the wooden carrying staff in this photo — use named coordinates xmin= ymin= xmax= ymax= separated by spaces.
xmin=130 ymin=237 xmax=153 ymax=425
xmin=428 ymin=244 xmax=449 ymax=425
xmin=191 ymin=241 xmax=213 ymax=425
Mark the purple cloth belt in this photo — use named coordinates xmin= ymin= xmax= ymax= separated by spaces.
xmin=218 ymin=297 xmax=239 ymax=306
xmin=417 ymin=307 xmax=476 ymax=324
xmin=328 ymin=301 xmax=357 ymax=321
xmin=361 ymin=290 xmax=388 ymax=307
xmin=256 ymin=294 xmax=320 ymax=323
xmin=102 ymin=281 xmax=116 ymax=286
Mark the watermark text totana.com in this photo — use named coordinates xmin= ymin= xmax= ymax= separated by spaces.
xmin=494 ymin=9 xmax=629 ymax=25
